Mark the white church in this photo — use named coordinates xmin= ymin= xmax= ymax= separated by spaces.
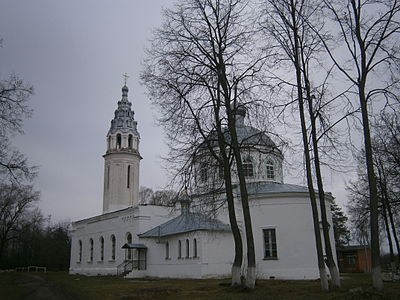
xmin=69 ymin=84 xmax=337 ymax=279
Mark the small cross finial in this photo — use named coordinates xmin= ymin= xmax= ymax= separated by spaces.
xmin=123 ymin=73 xmax=129 ymax=85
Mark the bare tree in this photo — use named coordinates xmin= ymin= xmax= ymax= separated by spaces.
xmin=260 ymin=0 xmax=338 ymax=290
xmin=141 ymin=0 xmax=269 ymax=287
xmin=0 ymin=183 xmax=39 ymax=264
xmin=347 ymin=113 xmax=400 ymax=271
xmin=316 ymin=0 xmax=400 ymax=290
xmin=0 ymin=40 xmax=35 ymax=182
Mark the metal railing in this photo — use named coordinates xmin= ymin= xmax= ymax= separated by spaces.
xmin=15 ymin=266 xmax=47 ymax=272
xmin=117 ymin=259 xmax=146 ymax=276
xmin=117 ymin=260 xmax=133 ymax=276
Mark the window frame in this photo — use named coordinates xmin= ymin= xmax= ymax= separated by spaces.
xmin=199 ymin=163 xmax=208 ymax=182
xmin=263 ymin=228 xmax=278 ymax=260
xmin=89 ymin=238 xmax=94 ymax=262
xmin=178 ymin=240 xmax=182 ymax=258
xmin=111 ymin=235 xmax=116 ymax=261
xmin=126 ymin=232 xmax=132 ymax=260
xmin=99 ymin=236 xmax=104 ymax=262
xmin=266 ymin=159 xmax=275 ymax=180
xmin=193 ymin=238 xmax=198 ymax=258
xmin=185 ymin=239 xmax=190 ymax=258
xmin=242 ymin=157 xmax=254 ymax=178
xmin=165 ymin=242 xmax=170 ymax=259
xmin=78 ymin=240 xmax=82 ymax=263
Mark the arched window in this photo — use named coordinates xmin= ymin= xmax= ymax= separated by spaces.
xmin=127 ymin=165 xmax=131 ymax=189
xmin=111 ymin=235 xmax=116 ymax=260
xmin=218 ymin=163 xmax=224 ymax=179
xmin=100 ymin=237 xmax=104 ymax=261
xmin=165 ymin=242 xmax=169 ymax=259
xmin=200 ymin=163 xmax=207 ymax=182
xmin=116 ymin=134 xmax=122 ymax=149
xmin=193 ymin=238 xmax=197 ymax=258
xmin=78 ymin=240 xmax=82 ymax=262
xmin=126 ymin=233 xmax=132 ymax=260
xmin=242 ymin=157 xmax=254 ymax=177
xmin=186 ymin=239 xmax=190 ymax=258
xmin=266 ymin=159 xmax=275 ymax=180
xmin=89 ymin=238 xmax=94 ymax=262
xmin=108 ymin=136 xmax=111 ymax=149
xmin=178 ymin=240 xmax=182 ymax=258
xmin=128 ymin=134 xmax=133 ymax=148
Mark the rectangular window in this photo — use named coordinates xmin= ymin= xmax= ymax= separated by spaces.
xmin=263 ymin=228 xmax=277 ymax=259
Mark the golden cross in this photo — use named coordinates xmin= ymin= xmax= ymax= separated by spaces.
xmin=123 ymin=73 xmax=129 ymax=85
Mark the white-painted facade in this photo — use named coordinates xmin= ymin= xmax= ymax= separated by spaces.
xmin=69 ymin=86 xmax=337 ymax=279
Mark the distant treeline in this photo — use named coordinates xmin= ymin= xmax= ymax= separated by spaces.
xmin=0 ymin=209 xmax=70 ymax=271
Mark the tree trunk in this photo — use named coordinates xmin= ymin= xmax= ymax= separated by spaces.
xmin=217 ymin=58 xmax=256 ymax=289
xmin=382 ymin=199 xmax=395 ymax=271
xmin=380 ymin=165 xmax=400 ymax=265
xmin=214 ymin=91 xmax=244 ymax=286
xmin=358 ymin=84 xmax=383 ymax=290
xmin=290 ymin=0 xmax=328 ymax=291
xmin=351 ymin=0 xmax=383 ymax=288
xmin=305 ymin=84 xmax=340 ymax=288
xmin=218 ymin=134 xmax=244 ymax=286
xmin=226 ymin=90 xmax=256 ymax=290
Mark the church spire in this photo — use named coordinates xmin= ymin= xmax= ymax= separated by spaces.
xmin=103 ymin=78 xmax=141 ymax=214
xmin=122 ymin=73 xmax=129 ymax=100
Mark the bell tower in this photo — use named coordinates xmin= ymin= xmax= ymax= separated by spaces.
xmin=102 ymin=81 xmax=141 ymax=213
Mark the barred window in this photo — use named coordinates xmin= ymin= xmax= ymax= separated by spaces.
xmin=242 ymin=157 xmax=254 ymax=177
xmin=266 ymin=159 xmax=275 ymax=180
xmin=200 ymin=163 xmax=208 ymax=182
xmin=263 ymin=229 xmax=277 ymax=259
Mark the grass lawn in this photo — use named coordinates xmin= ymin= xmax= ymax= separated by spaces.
xmin=0 ymin=271 xmax=399 ymax=299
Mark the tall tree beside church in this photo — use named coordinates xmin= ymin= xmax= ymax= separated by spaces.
xmin=260 ymin=0 xmax=335 ymax=290
xmin=317 ymin=0 xmax=400 ymax=290
xmin=142 ymin=0 xmax=269 ymax=288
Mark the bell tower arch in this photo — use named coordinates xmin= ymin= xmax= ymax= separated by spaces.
xmin=102 ymin=82 xmax=141 ymax=213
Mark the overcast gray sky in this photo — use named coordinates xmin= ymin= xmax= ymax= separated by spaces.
xmin=0 ymin=0 xmax=353 ymax=223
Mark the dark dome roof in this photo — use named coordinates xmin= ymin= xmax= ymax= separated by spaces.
xmin=236 ymin=125 xmax=277 ymax=148
xmin=200 ymin=125 xmax=278 ymax=152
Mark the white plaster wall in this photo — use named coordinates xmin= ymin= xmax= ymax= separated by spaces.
xmin=102 ymin=152 xmax=140 ymax=213
xmin=129 ymin=232 xmax=203 ymax=279
xmin=70 ymin=193 xmax=336 ymax=280
xmin=200 ymin=231 xmax=234 ymax=278
xmin=69 ymin=205 xmax=174 ymax=276
xmin=249 ymin=197 xmax=320 ymax=279
xmin=215 ymin=193 xmax=336 ymax=280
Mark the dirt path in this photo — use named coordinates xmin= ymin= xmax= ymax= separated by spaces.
xmin=16 ymin=273 xmax=77 ymax=300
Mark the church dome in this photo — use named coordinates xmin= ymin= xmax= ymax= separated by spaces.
xmin=196 ymin=105 xmax=284 ymax=186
